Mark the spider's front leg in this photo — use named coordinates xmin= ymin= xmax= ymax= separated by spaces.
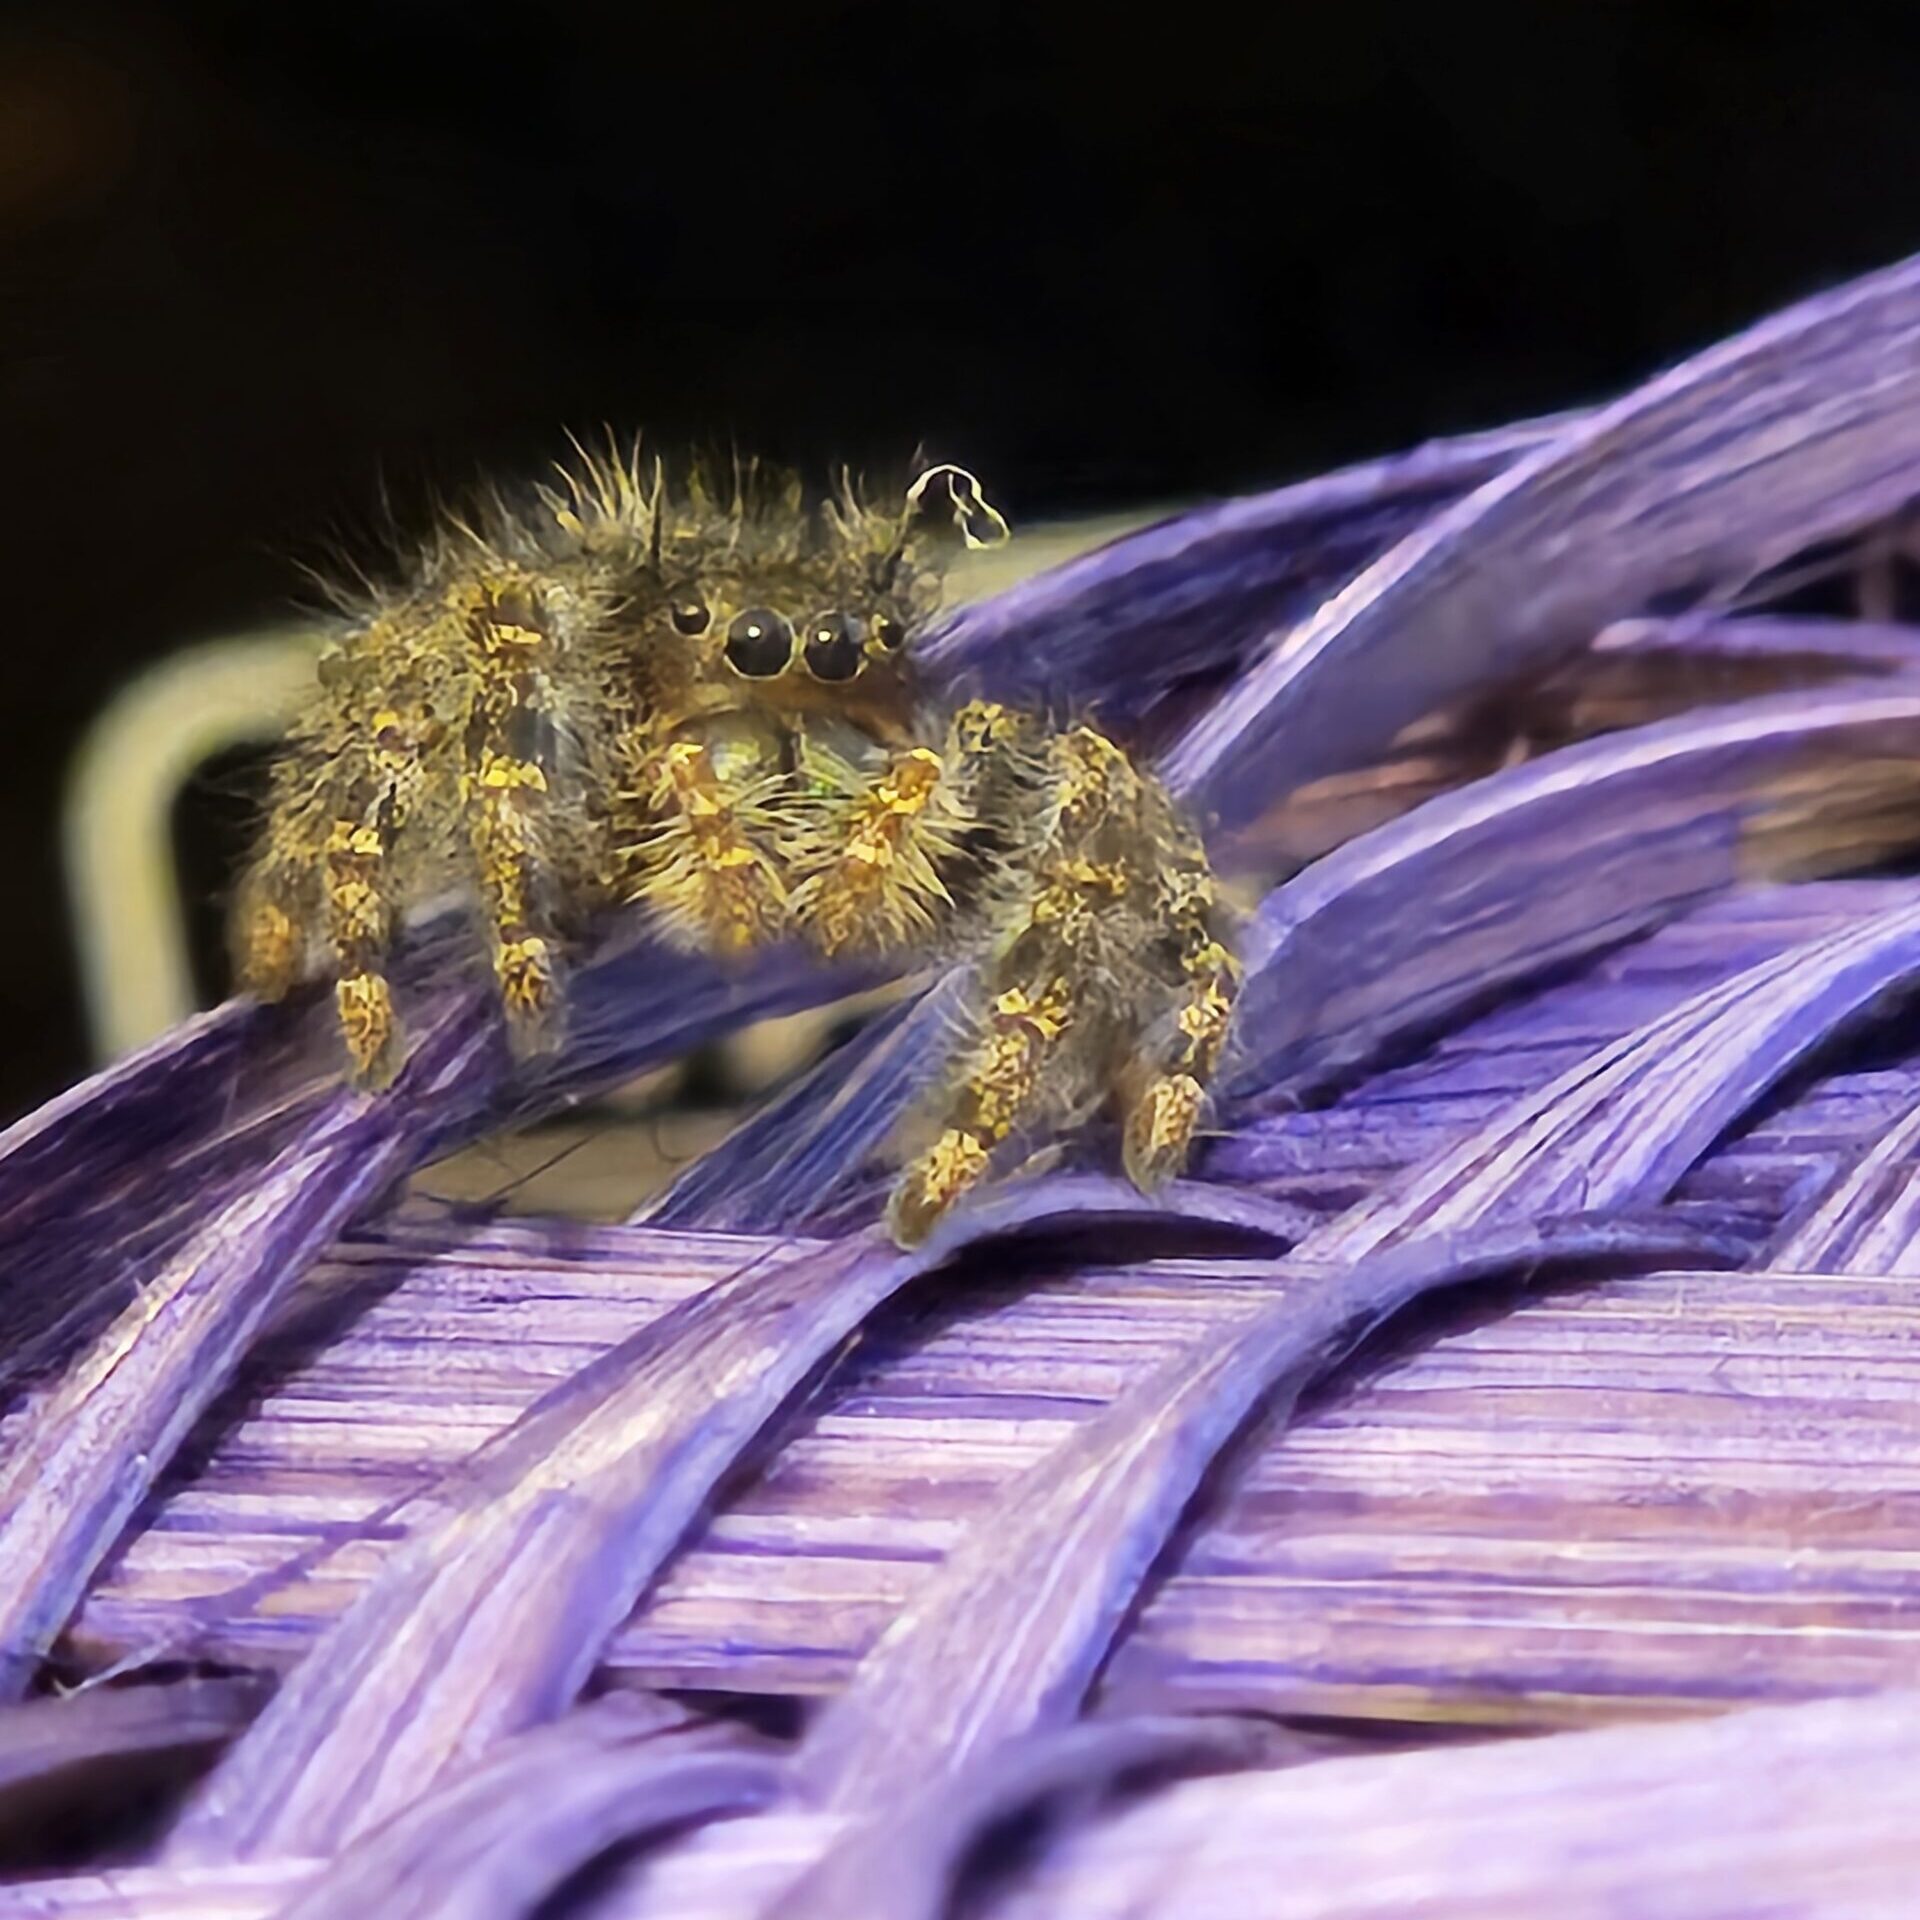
xmin=460 ymin=579 xmax=570 ymax=1058
xmin=883 ymin=720 xmax=1240 ymax=1246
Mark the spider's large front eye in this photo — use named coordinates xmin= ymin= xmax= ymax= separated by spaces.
xmin=804 ymin=610 xmax=864 ymax=682
xmin=724 ymin=607 xmax=794 ymax=677
xmin=669 ymin=597 xmax=710 ymax=636
xmin=870 ymin=612 xmax=905 ymax=654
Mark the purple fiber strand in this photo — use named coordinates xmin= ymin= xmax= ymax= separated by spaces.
xmin=1164 ymin=248 xmax=1920 ymax=828
xmin=0 ymin=930 xmax=866 ymax=1408
xmin=0 ymin=1001 xmax=335 ymax=1384
xmin=916 ymin=414 xmax=1572 ymax=727
xmin=0 ymin=1002 xmax=492 ymax=1700
xmin=794 ymin=1211 xmax=1731 ymax=1811
xmin=1596 ymin=611 xmax=1920 ymax=670
xmin=1773 ymin=1089 xmax=1920 ymax=1272
xmin=0 ymin=1863 xmax=306 ymax=1917
xmin=0 ymin=1675 xmax=264 ymax=1798
xmin=779 ymin=1716 xmax=1292 ymax=1920
xmin=85 ymin=1223 xmax=801 ymax=1689
xmin=170 ymin=1178 xmax=1289 ymax=1862
xmin=1321 ymin=889 xmax=1920 ymax=1251
xmin=636 ymin=971 xmax=963 ymax=1231
xmin=795 ymin=891 xmax=1920 ymax=1807
xmin=1223 ymin=681 xmax=1920 ymax=1109
xmin=0 ymin=1000 xmax=259 ymax=1247
xmin=276 ymin=1697 xmax=783 ymax=1920
xmin=162 ymin=1227 xmax=832 ymax=1862
xmin=985 ymin=1688 xmax=1920 ymax=1919
xmin=0 ymin=929 xmax=883 ymax=1700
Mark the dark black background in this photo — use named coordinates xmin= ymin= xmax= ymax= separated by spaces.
xmin=6 ymin=1 xmax=1920 ymax=1120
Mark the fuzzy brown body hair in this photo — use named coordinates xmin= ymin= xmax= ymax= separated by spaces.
xmin=234 ymin=443 xmax=1239 ymax=1243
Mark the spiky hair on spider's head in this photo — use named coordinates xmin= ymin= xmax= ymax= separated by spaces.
xmin=531 ymin=432 xmax=1010 ymax=583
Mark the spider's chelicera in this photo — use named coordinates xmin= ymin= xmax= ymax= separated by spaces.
xmin=234 ymin=443 xmax=1240 ymax=1244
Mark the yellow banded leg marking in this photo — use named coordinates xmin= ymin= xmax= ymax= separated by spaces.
xmin=1172 ymin=939 xmax=1240 ymax=1078
xmin=888 ymin=978 xmax=1073 ymax=1246
xmin=239 ymin=896 xmax=299 ymax=1001
xmin=801 ymin=747 xmax=951 ymax=956
xmin=323 ymin=816 xmax=402 ymax=1086
xmin=1053 ymin=725 xmax=1135 ymax=829
xmin=335 ymin=972 xmax=398 ymax=1089
xmin=639 ymin=740 xmax=788 ymax=953
xmin=1123 ymin=860 xmax=1240 ymax=1192
xmin=495 ymin=936 xmax=554 ymax=1014
xmin=888 ymin=1130 xmax=992 ymax=1247
xmin=1122 ymin=1071 xmax=1204 ymax=1193
xmin=457 ymin=573 xmax=567 ymax=1052
xmin=470 ymin=752 xmax=560 ymax=1055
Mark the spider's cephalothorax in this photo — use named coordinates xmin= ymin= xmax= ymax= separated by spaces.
xmin=233 ymin=442 xmax=1240 ymax=1244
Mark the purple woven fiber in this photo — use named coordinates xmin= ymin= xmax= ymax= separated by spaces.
xmin=15 ymin=254 xmax=1920 ymax=1916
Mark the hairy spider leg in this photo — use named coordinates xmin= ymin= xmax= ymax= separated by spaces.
xmin=1118 ymin=814 xmax=1241 ymax=1192
xmin=459 ymin=578 xmax=569 ymax=1057
xmin=886 ymin=722 xmax=1159 ymax=1244
xmin=320 ymin=766 xmax=407 ymax=1087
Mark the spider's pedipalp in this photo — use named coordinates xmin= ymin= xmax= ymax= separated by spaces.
xmin=787 ymin=697 xmax=1034 ymax=959
xmin=625 ymin=736 xmax=791 ymax=955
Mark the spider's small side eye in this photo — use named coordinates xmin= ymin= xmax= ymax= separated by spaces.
xmin=669 ymin=598 xmax=711 ymax=636
xmin=804 ymin=611 xmax=864 ymax=682
xmin=724 ymin=607 xmax=795 ymax=677
xmin=870 ymin=612 xmax=905 ymax=654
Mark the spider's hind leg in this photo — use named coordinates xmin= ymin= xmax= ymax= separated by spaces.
xmin=886 ymin=961 xmax=1087 ymax=1247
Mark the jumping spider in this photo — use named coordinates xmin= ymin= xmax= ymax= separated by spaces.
xmin=233 ymin=443 xmax=1240 ymax=1245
